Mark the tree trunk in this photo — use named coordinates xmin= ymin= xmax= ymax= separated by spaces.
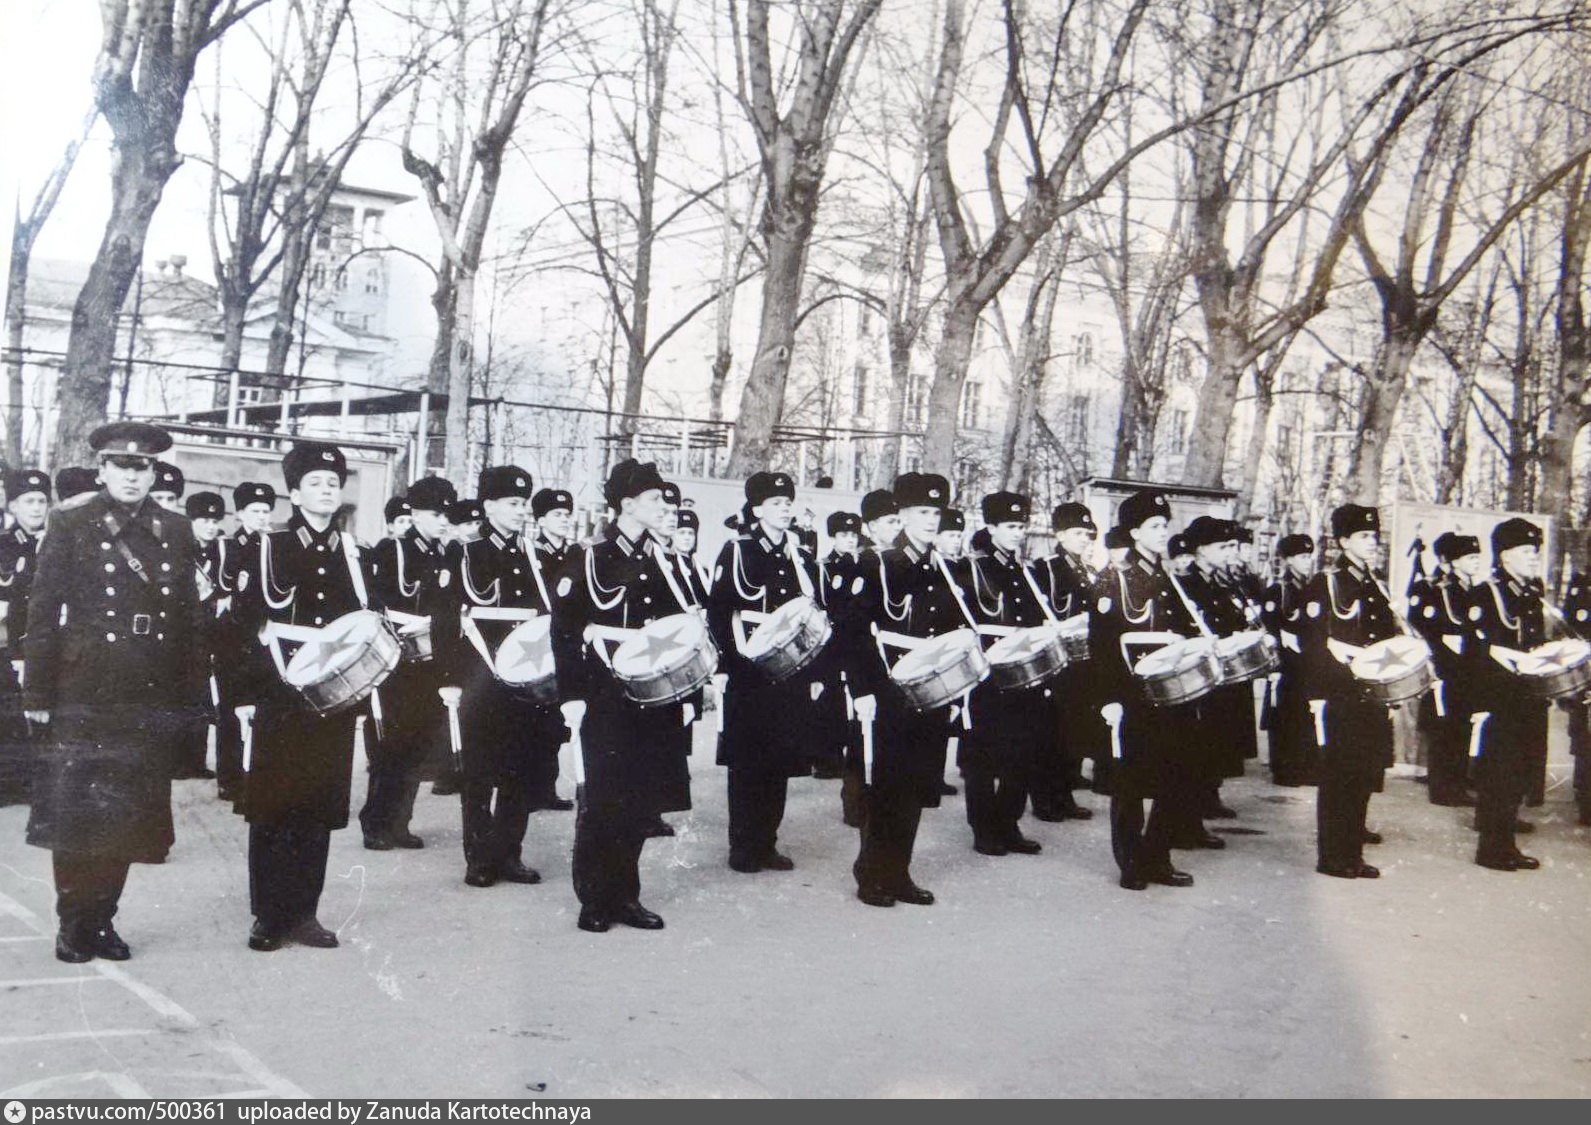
xmin=1344 ymin=332 xmax=1422 ymax=503
xmin=998 ymin=268 xmax=1060 ymax=490
xmin=1183 ymin=332 xmax=1246 ymax=488
xmin=875 ymin=328 xmax=911 ymax=488
xmin=4 ymin=247 xmax=31 ymax=464
xmin=1232 ymin=370 xmax=1274 ymax=520
xmin=54 ymin=138 xmax=177 ymax=466
xmin=443 ymin=264 xmax=476 ymax=483
xmin=727 ymin=223 xmax=808 ymax=475
xmin=923 ymin=301 xmax=979 ymax=470
xmin=1112 ymin=354 xmax=1148 ymax=479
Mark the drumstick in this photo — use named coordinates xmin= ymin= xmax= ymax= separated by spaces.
xmin=1469 ymin=712 xmax=1490 ymax=760
xmin=1104 ymin=708 xmax=1124 ymax=760
xmin=1309 ymin=700 xmax=1327 ymax=748
xmin=235 ymin=705 xmax=255 ymax=773
xmin=564 ymin=727 xmax=587 ymax=788
xmin=438 ymin=687 xmax=464 ymax=774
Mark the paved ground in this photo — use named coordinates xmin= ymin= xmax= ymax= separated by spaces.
xmin=2 ymin=728 xmax=1589 ymax=1099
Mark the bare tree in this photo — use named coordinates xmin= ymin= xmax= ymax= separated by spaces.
xmin=51 ymin=0 xmax=270 ymax=466
xmin=1179 ymin=2 xmax=1586 ymax=492
xmin=401 ymin=0 xmax=560 ymax=483
xmin=724 ymin=0 xmax=883 ymax=475
xmin=5 ymin=110 xmax=96 ymax=464
xmin=199 ymin=0 xmax=418 ymax=387
xmin=1340 ymin=70 xmax=1591 ymax=503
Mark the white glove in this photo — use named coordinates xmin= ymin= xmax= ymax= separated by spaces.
xmin=810 ymin=681 xmax=824 ymax=701
xmin=683 ymin=702 xmax=697 ymax=727
xmin=1099 ymin=701 xmax=1124 ymax=727
xmin=560 ymin=700 xmax=587 ymax=727
xmin=853 ymin=693 xmax=877 ymax=723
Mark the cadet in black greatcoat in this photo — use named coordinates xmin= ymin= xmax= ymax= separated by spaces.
xmin=1088 ymin=489 xmax=1200 ymax=891
xmin=531 ymin=487 xmax=581 ymax=812
xmin=958 ymin=491 xmax=1052 ymax=856
xmin=0 ymin=468 xmax=50 ymax=806
xmin=551 ymin=459 xmax=693 ymax=933
xmin=1293 ymin=504 xmax=1400 ymax=879
xmin=361 ymin=475 xmax=457 ymax=850
xmin=810 ymin=510 xmax=861 ymax=783
xmin=1175 ymin=516 xmax=1251 ymax=849
xmin=1261 ymin=533 xmax=1317 ymax=787
xmin=452 ymin=467 xmax=567 ymax=887
xmin=231 ymin=441 xmax=376 ymax=951
xmin=845 ymin=473 xmax=964 ymax=908
xmin=1028 ymin=501 xmax=1100 ymax=817
xmin=213 ymin=482 xmax=276 ymax=802
xmin=708 ymin=471 xmax=827 ymax=872
xmin=24 ymin=423 xmax=207 ymax=962
xmin=1408 ymin=533 xmax=1482 ymax=808
xmin=172 ymin=490 xmax=228 ymax=780
xmin=1466 ymin=519 xmax=1549 ymax=871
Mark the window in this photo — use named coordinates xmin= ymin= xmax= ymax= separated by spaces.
xmin=335 ymin=268 xmax=348 ymax=293
xmin=361 ymin=209 xmax=384 ymax=244
xmin=1073 ymin=332 xmax=1095 ymax=368
xmin=1063 ymin=393 xmax=1089 ymax=447
xmin=315 ymin=205 xmax=354 ymax=251
xmin=955 ymin=457 xmax=979 ymax=500
xmin=364 ymin=267 xmax=381 ymax=295
xmin=960 ymin=380 xmax=982 ymax=430
xmin=334 ymin=310 xmax=369 ymax=331
xmin=1167 ymin=409 xmax=1190 ymax=455
xmin=309 ymin=264 xmax=326 ymax=289
xmin=853 ymin=362 xmax=869 ymax=416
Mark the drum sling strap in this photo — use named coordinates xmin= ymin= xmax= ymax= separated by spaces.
xmin=461 ymin=606 xmax=543 ymax=673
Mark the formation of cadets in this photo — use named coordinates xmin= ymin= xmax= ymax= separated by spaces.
xmin=3 ymin=422 xmax=1589 ymax=964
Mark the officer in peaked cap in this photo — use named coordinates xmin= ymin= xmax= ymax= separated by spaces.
xmin=1293 ymin=503 xmax=1398 ymax=880
xmin=360 ymin=474 xmax=459 ymax=851
xmin=151 ymin=460 xmax=185 ymax=513
xmin=24 ymin=419 xmax=205 ymax=962
xmin=0 ymin=469 xmax=51 ymax=806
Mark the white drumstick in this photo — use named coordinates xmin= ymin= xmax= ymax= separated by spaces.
xmin=1469 ymin=711 xmax=1490 ymax=760
xmin=860 ymin=713 xmax=875 ymax=785
xmin=438 ymin=686 xmax=464 ymax=770
xmin=1309 ymin=699 xmax=1327 ymax=748
xmin=235 ymin=705 xmax=256 ymax=773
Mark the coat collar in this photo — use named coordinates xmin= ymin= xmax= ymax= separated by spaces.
xmin=289 ymin=509 xmax=340 ymax=551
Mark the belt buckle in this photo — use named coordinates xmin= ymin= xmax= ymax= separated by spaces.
xmin=132 ymin=614 xmax=152 ymax=636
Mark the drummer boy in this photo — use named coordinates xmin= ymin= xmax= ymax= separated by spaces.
xmin=230 ymin=441 xmax=375 ymax=951
xmin=1293 ymin=504 xmax=1401 ymax=880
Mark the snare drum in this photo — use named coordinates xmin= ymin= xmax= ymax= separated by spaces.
xmin=282 ymin=610 xmax=401 ymax=715
xmin=611 ymin=613 xmax=719 ymax=707
xmin=889 ymin=628 xmax=990 ymax=711
xmin=388 ymin=612 xmax=433 ymax=663
xmin=492 ymin=616 xmax=559 ymax=705
xmin=1349 ymin=636 xmax=1434 ymax=705
xmin=1214 ymin=630 xmax=1279 ymax=683
xmin=986 ymin=624 xmax=1068 ymax=690
xmin=1057 ymin=613 xmax=1091 ymax=663
xmin=1511 ymin=638 xmax=1591 ymax=700
xmin=1133 ymin=637 xmax=1221 ymax=706
xmin=741 ymin=595 xmax=833 ymax=682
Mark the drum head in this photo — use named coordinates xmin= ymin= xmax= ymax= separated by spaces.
xmin=987 ymin=626 xmax=1059 ymax=664
xmin=1058 ymin=613 xmax=1089 ymax=637
xmin=743 ymin=608 xmax=800 ymax=659
xmin=614 ymin=613 xmax=708 ymax=677
xmin=495 ymin=616 xmax=555 ymax=684
xmin=1517 ymin=639 xmax=1591 ymax=676
xmin=1351 ymin=637 xmax=1428 ymax=683
xmin=284 ymin=611 xmax=383 ymax=686
xmin=892 ymin=630 xmax=967 ymax=678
